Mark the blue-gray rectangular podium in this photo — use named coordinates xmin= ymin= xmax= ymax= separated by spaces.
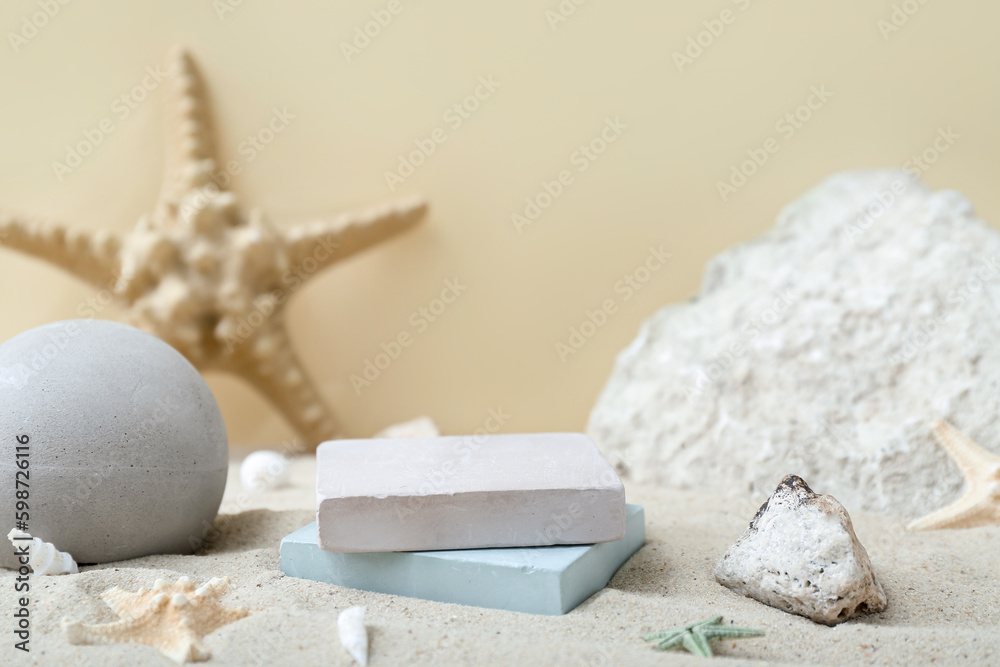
xmin=279 ymin=504 xmax=645 ymax=615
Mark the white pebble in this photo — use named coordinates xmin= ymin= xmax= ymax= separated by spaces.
xmin=240 ymin=450 xmax=291 ymax=492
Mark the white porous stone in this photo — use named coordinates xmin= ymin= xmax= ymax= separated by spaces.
xmin=588 ymin=170 xmax=1000 ymax=518
xmin=0 ymin=320 xmax=228 ymax=566
xmin=714 ymin=475 xmax=887 ymax=625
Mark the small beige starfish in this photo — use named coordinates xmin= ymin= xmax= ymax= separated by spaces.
xmin=0 ymin=47 xmax=427 ymax=450
xmin=908 ymin=420 xmax=1000 ymax=530
xmin=62 ymin=576 xmax=250 ymax=663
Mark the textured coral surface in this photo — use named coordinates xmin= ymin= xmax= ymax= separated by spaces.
xmin=590 ymin=170 xmax=1000 ymax=518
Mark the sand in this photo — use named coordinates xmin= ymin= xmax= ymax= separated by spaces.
xmin=2 ymin=453 xmax=997 ymax=666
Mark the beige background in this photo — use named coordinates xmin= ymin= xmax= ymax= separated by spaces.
xmin=0 ymin=1 xmax=996 ymax=446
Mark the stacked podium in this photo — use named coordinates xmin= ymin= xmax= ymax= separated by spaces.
xmin=280 ymin=433 xmax=645 ymax=615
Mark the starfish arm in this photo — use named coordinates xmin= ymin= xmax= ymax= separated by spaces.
xmin=223 ymin=322 xmax=340 ymax=450
xmin=907 ymin=489 xmax=999 ymax=530
xmin=280 ymin=197 xmax=427 ymax=277
xmin=702 ymin=625 xmax=766 ymax=639
xmin=62 ymin=617 xmax=141 ymax=646
xmin=160 ymin=46 xmax=220 ymax=203
xmin=683 ymin=631 xmax=713 ymax=658
xmin=101 ymin=587 xmax=145 ymax=618
xmin=643 ymin=629 xmax=685 ymax=643
xmin=0 ymin=213 xmax=121 ymax=290
xmin=930 ymin=420 xmax=1000 ymax=479
xmin=654 ymin=635 xmax=685 ymax=651
xmin=203 ymin=608 xmax=251 ymax=634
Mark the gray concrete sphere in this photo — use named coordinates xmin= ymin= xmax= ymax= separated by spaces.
xmin=0 ymin=319 xmax=228 ymax=565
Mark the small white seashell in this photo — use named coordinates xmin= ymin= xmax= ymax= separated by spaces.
xmin=6 ymin=529 xmax=78 ymax=575
xmin=240 ymin=450 xmax=291 ymax=493
xmin=337 ymin=605 xmax=368 ymax=666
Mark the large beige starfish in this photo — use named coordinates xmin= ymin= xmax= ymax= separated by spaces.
xmin=0 ymin=47 xmax=427 ymax=449
xmin=908 ymin=420 xmax=1000 ymax=530
xmin=62 ymin=576 xmax=249 ymax=663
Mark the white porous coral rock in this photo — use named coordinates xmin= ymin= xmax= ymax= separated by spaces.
xmin=714 ymin=475 xmax=887 ymax=625
xmin=588 ymin=170 xmax=1000 ymax=518
xmin=338 ymin=605 xmax=369 ymax=666
xmin=6 ymin=529 xmax=78 ymax=575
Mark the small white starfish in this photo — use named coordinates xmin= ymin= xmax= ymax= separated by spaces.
xmin=908 ymin=420 xmax=1000 ymax=530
